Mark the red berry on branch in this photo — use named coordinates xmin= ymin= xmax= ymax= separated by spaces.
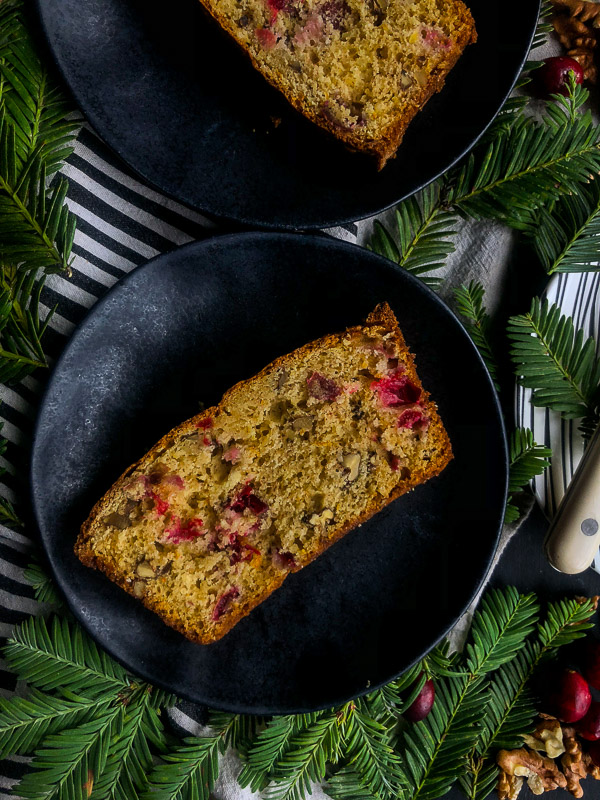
xmin=404 ymin=677 xmax=435 ymax=722
xmin=577 ymin=701 xmax=600 ymax=741
xmin=537 ymin=56 xmax=584 ymax=97
xmin=547 ymin=669 xmax=591 ymax=723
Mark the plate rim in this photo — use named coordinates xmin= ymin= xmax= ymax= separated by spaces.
xmin=33 ymin=0 xmax=540 ymax=231
xmin=30 ymin=231 xmax=509 ymax=713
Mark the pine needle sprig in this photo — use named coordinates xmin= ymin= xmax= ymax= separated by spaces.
xmin=505 ymin=428 xmax=552 ymax=525
xmin=369 ymin=183 xmax=457 ymax=289
xmin=16 ymin=701 xmax=123 ymax=800
xmin=264 ymin=711 xmax=344 ymax=800
xmin=463 ymin=588 xmax=539 ymax=675
xmin=401 ymin=673 xmax=487 ymax=800
xmin=460 ymin=644 xmax=539 ymax=800
xmin=141 ymin=735 xmax=221 ymax=800
xmin=507 ymin=297 xmax=600 ymax=433
xmin=531 ymin=179 xmax=600 ymax=275
xmin=338 ymin=704 xmax=406 ymax=800
xmin=453 ymin=281 xmax=499 ymax=390
xmin=537 ymin=596 xmax=597 ymax=650
xmin=238 ymin=714 xmax=322 ymax=792
xmin=399 ymin=588 xmax=538 ymax=800
xmin=0 ymin=687 xmax=113 ymax=760
xmin=208 ymin=709 xmax=263 ymax=756
xmin=23 ymin=556 xmax=64 ymax=606
xmin=0 ymin=0 xmax=79 ymax=383
xmin=448 ymin=78 xmax=600 ymax=231
xmin=3 ymin=615 xmax=132 ymax=696
xmin=91 ymin=687 xmax=166 ymax=800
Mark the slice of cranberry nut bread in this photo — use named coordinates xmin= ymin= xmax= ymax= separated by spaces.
xmin=198 ymin=0 xmax=476 ymax=167
xmin=75 ymin=304 xmax=452 ymax=644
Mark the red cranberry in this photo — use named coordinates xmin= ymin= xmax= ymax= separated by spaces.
xmin=212 ymin=587 xmax=240 ymax=621
xmin=404 ymin=677 xmax=435 ymax=722
xmin=588 ymin=740 xmax=600 ymax=767
xmin=548 ymin=669 xmax=591 ymax=723
xmin=307 ymin=371 xmax=341 ymax=402
xmin=537 ymin=56 xmax=584 ymax=97
xmin=371 ymin=372 xmax=421 ymax=408
xmin=582 ymin=640 xmax=600 ymax=690
xmin=577 ymin=701 xmax=600 ymax=741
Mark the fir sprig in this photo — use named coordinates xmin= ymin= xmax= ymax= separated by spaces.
xmin=453 ymin=281 xmax=499 ymax=390
xmin=508 ymin=297 xmax=600 ymax=435
xmin=532 ymin=181 xmax=600 ymax=275
xmin=505 ymin=429 xmax=552 ymax=524
xmin=0 ymin=0 xmax=79 ymax=384
xmin=369 ymin=183 xmax=457 ymax=289
xmin=399 ymin=588 xmax=538 ymax=800
xmin=4 ymin=616 xmax=132 ymax=696
xmin=448 ymin=79 xmax=600 ymax=230
xmin=142 ymin=735 xmax=222 ymax=800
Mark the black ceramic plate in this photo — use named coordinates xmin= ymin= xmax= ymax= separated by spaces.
xmin=31 ymin=233 xmax=507 ymax=713
xmin=35 ymin=0 xmax=539 ymax=229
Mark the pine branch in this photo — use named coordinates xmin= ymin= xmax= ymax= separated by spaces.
xmin=3 ymin=615 xmax=132 ymax=696
xmin=369 ymin=182 xmax=457 ymax=288
xmin=264 ymin=710 xmax=343 ymax=800
xmin=463 ymin=588 xmax=539 ymax=675
xmin=24 ymin=556 xmax=64 ymax=606
xmin=0 ymin=266 xmax=55 ymax=383
xmin=141 ymin=735 xmax=221 ymax=800
xmin=91 ymin=687 xmax=166 ymax=800
xmin=239 ymin=714 xmax=322 ymax=792
xmin=461 ymin=644 xmax=539 ymax=800
xmin=364 ymin=662 xmax=424 ymax=720
xmin=326 ymin=765 xmax=380 ymax=800
xmin=0 ymin=687 xmax=112 ymax=760
xmin=448 ymin=79 xmax=600 ymax=230
xmin=401 ymin=673 xmax=487 ymax=800
xmin=505 ymin=428 xmax=552 ymax=525
xmin=16 ymin=701 xmax=123 ymax=800
xmin=508 ymin=298 xmax=600 ymax=433
xmin=399 ymin=588 xmax=538 ymax=800
xmin=538 ymin=596 xmax=596 ymax=650
xmin=531 ymin=180 xmax=600 ymax=274
xmin=338 ymin=704 xmax=405 ymax=800
xmin=453 ymin=281 xmax=499 ymax=390
xmin=0 ymin=0 xmax=79 ymax=383
xmin=208 ymin=709 xmax=263 ymax=756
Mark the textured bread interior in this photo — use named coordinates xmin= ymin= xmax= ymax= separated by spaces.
xmin=198 ymin=0 xmax=476 ymax=165
xmin=76 ymin=304 xmax=452 ymax=643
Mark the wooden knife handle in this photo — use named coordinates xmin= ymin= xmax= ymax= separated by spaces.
xmin=545 ymin=426 xmax=600 ymax=575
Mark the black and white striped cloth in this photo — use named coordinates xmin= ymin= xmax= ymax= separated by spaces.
xmin=0 ymin=121 xmax=361 ymax=797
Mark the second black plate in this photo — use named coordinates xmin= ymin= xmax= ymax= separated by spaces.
xmin=35 ymin=0 xmax=539 ymax=229
xmin=31 ymin=233 xmax=507 ymax=713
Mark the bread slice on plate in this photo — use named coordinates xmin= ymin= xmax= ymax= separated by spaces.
xmin=195 ymin=0 xmax=476 ymax=167
xmin=75 ymin=303 xmax=452 ymax=643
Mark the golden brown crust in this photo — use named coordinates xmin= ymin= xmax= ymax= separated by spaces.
xmin=76 ymin=302 xmax=452 ymax=644
xmin=194 ymin=0 xmax=477 ymax=168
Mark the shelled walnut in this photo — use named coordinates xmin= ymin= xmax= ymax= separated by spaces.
xmin=551 ymin=0 xmax=600 ymax=83
xmin=497 ymin=748 xmax=568 ymax=796
xmin=496 ymin=718 xmax=600 ymax=799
